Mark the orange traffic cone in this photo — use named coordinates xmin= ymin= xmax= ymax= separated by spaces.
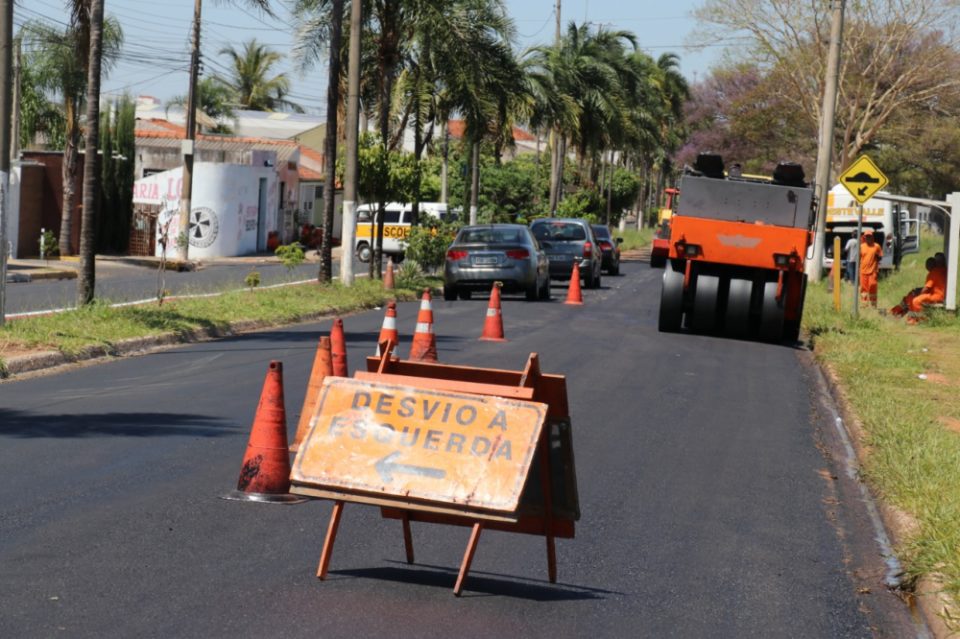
xmin=330 ymin=317 xmax=348 ymax=377
xmin=376 ymin=301 xmax=399 ymax=355
xmin=565 ymin=262 xmax=584 ymax=305
xmin=384 ymin=257 xmax=395 ymax=290
xmin=223 ymin=361 xmax=306 ymax=503
xmin=479 ymin=282 xmax=506 ymax=342
xmin=290 ymin=337 xmax=333 ymax=452
xmin=409 ymin=288 xmax=438 ymax=362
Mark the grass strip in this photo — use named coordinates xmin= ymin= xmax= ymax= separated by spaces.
xmin=614 ymin=227 xmax=654 ymax=251
xmin=804 ymin=236 xmax=960 ymax=601
xmin=0 ymin=278 xmax=429 ymax=361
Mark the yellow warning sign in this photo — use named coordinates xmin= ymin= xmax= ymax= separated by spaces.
xmin=291 ymin=377 xmax=547 ymax=513
xmin=839 ymin=155 xmax=888 ymax=204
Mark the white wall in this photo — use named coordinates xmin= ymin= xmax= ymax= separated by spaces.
xmin=7 ymin=167 xmax=20 ymax=259
xmin=133 ymin=162 xmax=279 ymax=259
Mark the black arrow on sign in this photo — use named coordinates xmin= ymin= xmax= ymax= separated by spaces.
xmin=857 ymin=185 xmax=869 ymax=197
xmin=375 ymin=451 xmax=447 ymax=483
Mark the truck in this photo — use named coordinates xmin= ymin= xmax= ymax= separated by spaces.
xmin=658 ymin=154 xmax=814 ymax=342
xmin=822 ymin=184 xmax=919 ymax=273
xmin=649 ymin=187 xmax=678 ymax=268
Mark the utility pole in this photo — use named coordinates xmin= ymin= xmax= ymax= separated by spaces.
xmin=0 ymin=0 xmax=13 ymax=326
xmin=808 ymin=0 xmax=845 ymax=282
xmin=555 ymin=0 xmax=561 ymax=42
xmin=11 ymin=35 xmax=19 ymax=161
xmin=178 ymin=0 xmax=202 ymax=262
xmin=340 ymin=0 xmax=362 ymax=285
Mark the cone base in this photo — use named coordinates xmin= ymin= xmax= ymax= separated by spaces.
xmin=479 ymin=336 xmax=507 ymax=342
xmin=220 ymin=490 xmax=309 ymax=504
xmin=564 ymin=300 xmax=584 ymax=306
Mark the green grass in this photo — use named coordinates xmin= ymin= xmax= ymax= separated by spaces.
xmin=0 ymin=278 xmax=432 ymax=361
xmin=614 ymin=227 xmax=654 ymax=250
xmin=804 ymin=235 xmax=960 ymax=600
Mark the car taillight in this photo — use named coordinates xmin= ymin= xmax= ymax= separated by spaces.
xmin=505 ymin=249 xmax=529 ymax=259
xmin=583 ymin=242 xmax=593 ymax=258
xmin=446 ymin=249 xmax=468 ymax=261
xmin=599 ymin=240 xmax=613 ymax=251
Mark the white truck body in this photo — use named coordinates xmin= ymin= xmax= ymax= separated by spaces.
xmin=822 ymin=183 xmax=919 ymax=271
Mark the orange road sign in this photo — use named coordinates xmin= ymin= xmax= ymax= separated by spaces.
xmin=291 ymin=377 xmax=548 ymax=513
xmin=839 ymin=155 xmax=888 ymax=204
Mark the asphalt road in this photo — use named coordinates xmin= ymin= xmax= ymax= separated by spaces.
xmin=0 ymin=261 xmax=921 ymax=638
xmin=4 ymin=259 xmax=327 ymax=315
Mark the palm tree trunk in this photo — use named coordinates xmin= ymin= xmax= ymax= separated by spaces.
xmin=318 ymin=0 xmax=343 ymax=283
xmin=439 ymin=120 xmax=449 ymax=204
xmin=78 ymin=0 xmax=105 ymax=305
xmin=60 ymin=100 xmax=79 ymax=256
xmin=469 ymin=139 xmax=480 ymax=224
xmin=548 ymin=128 xmax=559 ymax=213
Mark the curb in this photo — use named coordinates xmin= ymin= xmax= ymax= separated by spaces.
xmin=814 ymin=353 xmax=958 ymax=638
xmin=0 ymin=296 xmax=415 ymax=380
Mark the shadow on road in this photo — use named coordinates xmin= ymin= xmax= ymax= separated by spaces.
xmin=0 ymin=408 xmax=237 ymax=438
xmin=332 ymin=561 xmax=617 ymax=601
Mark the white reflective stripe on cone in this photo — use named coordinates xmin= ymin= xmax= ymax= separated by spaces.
xmin=486 ymin=308 xmax=498 ymax=317
xmin=415 ymin=322 xmax=433 ymax=333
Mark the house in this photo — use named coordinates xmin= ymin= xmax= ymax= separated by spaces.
xmin=132 ymin=118 xmax=341 ymax=258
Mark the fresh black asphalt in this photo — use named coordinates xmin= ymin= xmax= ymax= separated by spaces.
xmin=0 ymin=261 xmax=919 ymax=637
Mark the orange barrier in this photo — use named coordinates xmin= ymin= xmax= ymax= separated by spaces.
xmin=291 ymin=347 xmax=580 ymax=595
xmin=223 ymin=361 xmax=306 ymax=503
xmin=408 ymin=288 xmax=438 ymax=362
xmin=330 ymin=318 xmax=348 ymax=377
xmin=384 ymin=257 xmax=395 ymax=290
xmin=376 ymin=301 xmax=399 ymax=356
xmin=565 ymin=263 xmax=584 ymax=305
xmin=290 ymin=337 xmax=333 ymax=453
xmin=479 ymin=282 xmax=506 ymax=341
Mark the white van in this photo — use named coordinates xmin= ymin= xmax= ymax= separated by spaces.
xmin=822 ymin=184 xmax=919 ymax=272
xmin=354 ymin=202 xmax=458 ymax=262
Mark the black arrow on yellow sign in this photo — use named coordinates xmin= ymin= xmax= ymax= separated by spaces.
xmin=375 ymin=451 xmax=447 ymax=483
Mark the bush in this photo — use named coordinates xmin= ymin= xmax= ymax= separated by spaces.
xmin=274 ymin=243 xmax=306 ymax=272
xmin=403 ymin=218 xmax=459 ymax=272
xmin=395 ymin=260 xmax=431 ymax=290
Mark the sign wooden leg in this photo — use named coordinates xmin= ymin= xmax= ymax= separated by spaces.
xmin=538 ymin=429 xmax=558 ymax=583
xmin=453 ymin=522 xmax=483 ymax=597
xmin=401 ymin=512 xmax=415 ymax=564
xmin=317 ymin=500 xmax=344 ymax=580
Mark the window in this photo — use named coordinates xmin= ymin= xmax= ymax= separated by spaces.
xmin=532 ymin=222 xmax=586 ymax=241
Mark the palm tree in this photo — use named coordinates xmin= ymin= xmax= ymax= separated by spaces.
xmin=78 ymin=0 xmax=106 ymax=304
xmin=166 ymin=77 xmax=238 ymax=133
xmin=217 ymin=39 xmax=303 ymax=112
xmin=21 ymin=15 xmax=123 ymax=256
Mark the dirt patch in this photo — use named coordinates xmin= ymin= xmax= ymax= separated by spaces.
xmin=924 ymin=372 xmax=952 ymax=386
xmin=937 ymin=416 xmax=960 ymax=435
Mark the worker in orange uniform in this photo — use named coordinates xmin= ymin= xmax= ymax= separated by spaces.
xmin=891 ymin=257 xmax=940 ymax=317
xmin=859 ymin=229 xmax=883 ymax=307
xmin=905 ymin=256 xmax=947 ymax=324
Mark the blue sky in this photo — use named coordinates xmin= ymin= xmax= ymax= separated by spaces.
xmin=19 ymin=0 xmax=720 ymax=116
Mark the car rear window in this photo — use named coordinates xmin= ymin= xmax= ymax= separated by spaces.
xmin=532 ymin=222 xmax=586 ymax=242
xmin=592 ymin=225 xmax=611 ymax=240
xmin=457 ymin=228 xmax=526 ymax=244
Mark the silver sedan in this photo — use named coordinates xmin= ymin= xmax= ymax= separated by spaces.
xmin=443 ymin=224 xmax=551 ymax=301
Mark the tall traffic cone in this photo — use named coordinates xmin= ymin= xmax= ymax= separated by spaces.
xmin=479 ymin=282 xmax=506 ymax=342
xmin=290 ymin=337 xmax=333 ymax=453
xmin=565 ymin=262 xmax=584 ymax=305
xmin=330 ymin=317 xmax=348 ymax=377
xmin=376 ymin=301 xmax=399 ymax=355
xmin=384 ymin=257 xmax=395 ymax=290
xmin=223 ymin=361 xmax=306 ymax=503
xmin=409 ymin=288 xmax=438 ymax=362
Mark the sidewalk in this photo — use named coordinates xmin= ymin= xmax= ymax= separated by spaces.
xmin=5 ymin=247 xmax=341 ymax=283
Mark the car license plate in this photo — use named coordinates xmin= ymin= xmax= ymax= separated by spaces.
xmin=550 ymin=254 xmax=570 ymax=261
xmin=473 ymin=256 xmax=498 ymax=265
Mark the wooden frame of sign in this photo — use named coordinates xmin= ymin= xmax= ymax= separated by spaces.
xmin=290 ymin=344 xmax=580 ymax=596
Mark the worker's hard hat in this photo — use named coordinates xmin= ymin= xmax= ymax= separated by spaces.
xmin=862 ymin=229 xmax=874 ymax=236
